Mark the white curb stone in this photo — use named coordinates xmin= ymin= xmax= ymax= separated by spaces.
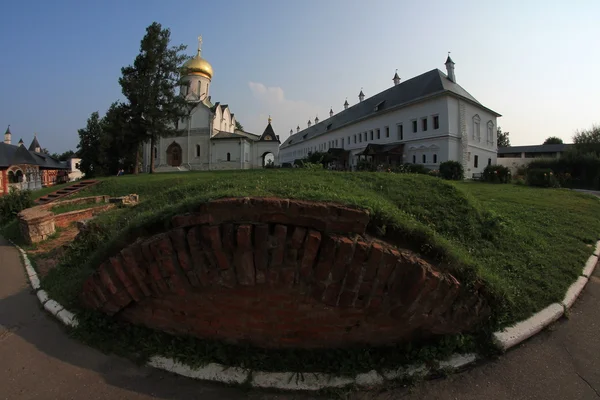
xmin=43 ymin=299 xmax=64 ymax=316
xmin=561 ymin=276 xmax=589 ymax=309
xmin=354 ymin=370 xmax=385 ymax=387
xmin=382 ymin=364 xmax=429 ymax=381
xmin=147 ymin=356 xmax=249 ymax=385
xmin=251 ymin=371 xmax=354 ymax=391
xmin=438 ymin=353 xmax=477 ymax=369
xmin=57 ymin=309 xmax=78 ymax=327
xmin=582 ymin=255 xmax=598 ymax=278
xmin=36 ymin=290 xmax=50 ymax=304
xmin=493 ymin=303 xmax=564 ymax=351
xmin=24 ymin=262 xmax=36 ymax=278
xmin=29 ymin=274 xmax=41 ymax=290
xmin=594 ymin=241 xmax=600 ymax=257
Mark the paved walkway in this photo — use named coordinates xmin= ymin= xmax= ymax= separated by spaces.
xmin=1 ymin=235 xmax=599 ymax=400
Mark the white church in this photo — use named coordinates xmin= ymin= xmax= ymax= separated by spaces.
xmin=279 ymin=56 xmax=501 ymax=177
xmin=142 ymin=37 xmax=280 ymax=173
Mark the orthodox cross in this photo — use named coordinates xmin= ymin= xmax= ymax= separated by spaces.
xmin=197 ymin=35 xmax=203 ymax=54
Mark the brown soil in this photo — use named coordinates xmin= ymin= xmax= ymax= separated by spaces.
xmin=29 ymin=224 xmax=79 ymax=277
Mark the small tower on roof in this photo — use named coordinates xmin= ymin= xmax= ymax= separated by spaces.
xmin=290 ymin=128 xmax=293 ymax=135
xmin=18 ymin=138 xmax=24 ymax=147
xmin=358 ymin=89 xmax=365 ymax=102
xmin=445 ymin=52 xmax=456 ymax=83
xmin=296 ymin=125 xmax=300 ymax=133
xmin=343 ymin=98 xmax=349 ymax=110
xmin=329 ymin=107 xmax=333 ymax=118
xmin=393 ymin=70 xmax=401 ymax=86
xmin=307 ymin=119 xmax=312 ymax=128
xmin=4 ymin=125 xmax=11 ymax=145
xmin=314 ymin=115 xmax=319 ymax=124
xmin=29 ymin=134 xmax=41 ymax=153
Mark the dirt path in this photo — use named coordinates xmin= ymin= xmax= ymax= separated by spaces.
xmin=1 ymin=235 xmax=599 ymax=399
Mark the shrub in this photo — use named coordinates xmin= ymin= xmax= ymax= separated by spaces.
xmin=301 ymin=162 xmax=324 ymax=170
xmin=526 ymin=168 xmax=560 ymax=188
xmin=528 ymin=150 xmax=600 ymax=189
xmin=483 ymin=165 xmax=512 ymax=183
xmin=439 ymin=161 xmax=464 ymax=180
xmin=0 ymin=188 xmax=34 ymax=225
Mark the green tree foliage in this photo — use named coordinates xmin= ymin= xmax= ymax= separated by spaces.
xmin=573 ymin=124 xmax=600 ymax=155
xmin=77 ymin=112 xmax=104 ymax=177
xmin=483 ymin=164 xmax=511 ymax=183
xmin=51 ymin=150 xmax=76 ymax=161
xmin=235 ymin=121 xmax=244 ymax=131
xmin=119 ymin=22 xmax=188 ymax=173
xmin=0 ymin=189 xmax=34 ymax=225
xmin=100 ymin=102 xmax=139 ymax=175
xmin=543 ymin=136 xmax=563 ymax=145
xmin=497 ymin=127 xmax=510 ymax=147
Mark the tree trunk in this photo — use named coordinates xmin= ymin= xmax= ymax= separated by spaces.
xmin=134 ymin=143 xmax=140 ymax=175
xmin=150 ymin=136 xmax=155 ymax=174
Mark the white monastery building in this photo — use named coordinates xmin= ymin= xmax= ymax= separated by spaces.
xmin=142 ymin=37 xmax=280 ymax=173
xmin=279 ymin=56 xmax=501 ymax=176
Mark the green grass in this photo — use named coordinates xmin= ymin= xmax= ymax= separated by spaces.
xmin=50 ymin=201 xmax=107 ymax=215
xmin=34 ymin=170 xmax=600 ymax=374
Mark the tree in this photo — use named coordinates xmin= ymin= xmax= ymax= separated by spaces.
xmin=543 ymin=136 xmax=563 ymax=145
xmin=235 ymin=121 xmax=244 ymax=131
xmin=119 ymin=22 xmax=188 ymax=173
xmin=76 ymin=112 xmax=104 ymax=177
xmin=573 ymin=124 xmax=600 ymax=155
xmin=100 ymin=102 xmax=139 ymax=175
xmin=497 ymin=127 xmax=510 ymax=147
xmin=40 ymin=148 xmax=50 ymax=155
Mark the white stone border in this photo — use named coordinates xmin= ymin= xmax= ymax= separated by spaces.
xmin=9 ymin=239 xmax=599 ymax=391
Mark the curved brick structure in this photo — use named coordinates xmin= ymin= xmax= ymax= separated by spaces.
xmin=81 ymin=197 xmax=490 ymax=349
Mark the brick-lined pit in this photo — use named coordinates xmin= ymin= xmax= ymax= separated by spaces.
xmin=81 ymin=197 xmax=490 ymax=349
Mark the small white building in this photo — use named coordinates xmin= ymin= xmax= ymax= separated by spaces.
xmin=142 ymin=37 xmax=280 ymax=173
xmin=497 ymin=144 xmax=572 ymax=173
xmin=66 ymin=157 xmax=84 ymax=181
xmin=279 ymin=56 xmax=501 ymax=177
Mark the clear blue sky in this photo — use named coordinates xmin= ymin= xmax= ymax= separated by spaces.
xmin=0 ymin=0 xmax=598 ymax=153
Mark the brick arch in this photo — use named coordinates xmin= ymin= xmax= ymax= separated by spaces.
xmin=81 ymin=198 xmax=490 ymax=349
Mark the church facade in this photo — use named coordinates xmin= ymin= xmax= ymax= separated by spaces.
xmin=279 ymin=56 xmax=501 ymax=177
xmin=142 ymin=37 xmax=280 ymax=173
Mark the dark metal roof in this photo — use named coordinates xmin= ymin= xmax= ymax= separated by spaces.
xmin=0 ymin=142 xmax=69 ymax=169
xmin=259 ymin=123 xmax=280 ymax=142
xmin=281 ymin=68 xmax=501 ymax=149
xmin=446 ymin=55 xmax=455 ymax=64
xmin=498 ymin=144 xmax=573 ymax=154
xmin=358 ymin=143 xmax=405 ymax=156
xmin=211 ymin=130 xmax=260 ymax=141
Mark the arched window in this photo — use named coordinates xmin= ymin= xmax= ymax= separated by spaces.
xmin=227 ymin=152 xmax=231 ymax=161
xmin=422 ymin=154 xmax=426 ymax=163
xmin=473 ymin=114 xmax=481 ymax=141
xmin=196 ymin=144 xmax=200 ymax=157
xmin=412 ymin=155 xmax=416 ymax=164
xmin=433 ymin=154 xmax=438 ymax=163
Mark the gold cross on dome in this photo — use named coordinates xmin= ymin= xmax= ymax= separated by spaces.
xmin=197 ymin=35 xmax=203 ymax=54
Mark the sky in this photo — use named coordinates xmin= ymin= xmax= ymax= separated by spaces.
xmin=0 ymin=0 xmax=598 ymax=154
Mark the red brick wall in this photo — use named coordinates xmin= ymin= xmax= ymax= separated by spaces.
xmin=81 ymin=198 xmax=490 ymax=349
xmin=53 ymin=204 xmax=114 ymax=228
xmin=0 ymin=169 xmax=6 ymax=196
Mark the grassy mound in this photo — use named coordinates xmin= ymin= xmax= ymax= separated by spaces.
xmin=32 ymin=170 xmax=600 ymax=373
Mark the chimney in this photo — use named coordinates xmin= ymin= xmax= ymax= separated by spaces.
xmin=445 ymin=53 xmax=456 ymax=83
xmin=307 ymin=119 xmax=312 ymax=128
xmin=329 ymin=108 xmax=333 ymax=118
xmin=393 ymin=70 xmax=401 ymax=86
xmin=344 ymin=99 xmax=349 ymax=110
xmin=297 ymin=125 xmax=300 ymax=133
xmin=290 ymin=129 xmax=293 ymax=135
xmin=358 ymin=89 xmax=365 ymax=102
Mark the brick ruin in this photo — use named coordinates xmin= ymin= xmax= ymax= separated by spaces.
xmin=80 ymin=197 xmax=491 ymax=349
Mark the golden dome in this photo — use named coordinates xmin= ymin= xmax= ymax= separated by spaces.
xmin=182 ymin=51 xmax=213 ymax=79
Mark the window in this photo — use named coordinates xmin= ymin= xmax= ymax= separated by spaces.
xmin=364 ymin=132 xmax=367 ymax=141
xmin=422 ymin=154 xmax=426 ymax=163
xmin=227 ymin=152 xmax=231 ymax=161
xmin=385 ymin=126 xmax=389 ymax=138
xmin=422 ymin=118 xmax=428 ymax=131
xmin=370 ymin=130 xmax=373 ymax=140
xmin=341 ymin=137 xmax=344 ymax=147
xmin=488 ymin=158 xmax=492 ymax=166
xmin=433 ymin=115 xmax=440 ymax=130
xmin=377 ymin=129 xmax=381 ymax=139
xmin=196 ymin=144 xmax=200 ymax=157
xmin=354 ymin=134 xmax=357 ymax=144
xmin=412 ymin=120 xmax=418 ymax=133
xmin=412 ymin=155 xmax=416 ymax=163
xmin=474 ymin=155 xmax=479 ymax=168
xmin=397 ymin=124 xmax=403 ymax=140
xmin=348 ymin=136 xmax=351 ymax=144
xmin=487 ymin=121 xmax=494 ymax=145
xmin=335 ymin=139 xmax=338 ymax=147
xmin=433 ymin=154 xmax=438 ymax=163
xmin=359 ymin=134 xmax=362 ymax=143
xmin=473 ymin=115 xmax=481 ymax=141
xmin=245 ymin=152 xmax=249 ymax=162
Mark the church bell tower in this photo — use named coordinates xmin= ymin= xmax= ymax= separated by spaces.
xmin=180 ymin=36 xmax=213 ymax=102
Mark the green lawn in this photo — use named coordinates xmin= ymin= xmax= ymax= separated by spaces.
xmin=33 ymin=170 xmax=600 ymax=374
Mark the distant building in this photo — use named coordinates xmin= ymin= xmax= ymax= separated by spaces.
xmin=279 ymin=56 xmax=501 ymax=176
xmin=66 ymin=157 xmax=84 ymax=181
xmin=497 ymin=144 xmax=573 ymax=173
xmin=1 ymin=127 xmax=70 ymax=196
xmin=141 ymin=36 xmax=280 ymax=173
